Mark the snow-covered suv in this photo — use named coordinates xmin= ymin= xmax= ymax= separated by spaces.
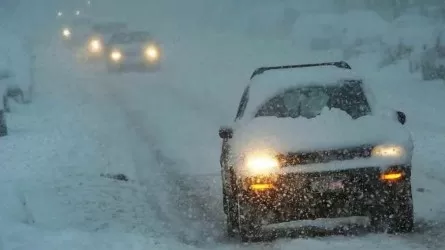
xmin=219 ymin=61 xmax=414 ymax=242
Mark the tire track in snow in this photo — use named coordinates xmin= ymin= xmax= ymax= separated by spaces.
xmin=98 ymin=79 xmax=227 ymax=247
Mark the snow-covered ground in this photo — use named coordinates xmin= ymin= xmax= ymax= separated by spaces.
xmin=1 ymin=1 xmax=445 ymax=249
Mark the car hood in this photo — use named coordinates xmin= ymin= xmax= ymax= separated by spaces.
xmin=232 ymin=108 xmax=413 ymax=155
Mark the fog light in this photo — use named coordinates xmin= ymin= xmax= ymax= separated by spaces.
xmin=250 ymin=183 xmax=274 ymax=191
xmin=381 ymin=172 xmax=403 ymax=181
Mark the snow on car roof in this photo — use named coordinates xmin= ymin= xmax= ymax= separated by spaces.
xmin=243 ymin=65 xmax=363 ymax=119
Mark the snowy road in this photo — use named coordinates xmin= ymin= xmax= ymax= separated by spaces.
xmin=2 ymin=33 xmax=441 ymax=249
xmin=1 ymin=1 xmax=445 ymax=247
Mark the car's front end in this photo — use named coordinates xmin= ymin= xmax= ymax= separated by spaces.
xmin=230 ymin=113 xmax=414 ymax=241
xmin=235 ymin=144 xmax=412 ymax=222
xmin=106 ymin=43 xmax=161 ymax=72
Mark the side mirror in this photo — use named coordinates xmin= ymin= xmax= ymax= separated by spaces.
xmin=396 ymin=111 xmax=406 ymax=125
xmin=219 ymin=126 xmax=233 ymax=139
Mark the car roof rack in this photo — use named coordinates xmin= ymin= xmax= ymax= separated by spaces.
xmin=250 ymin=61 xmax=351 ymax=79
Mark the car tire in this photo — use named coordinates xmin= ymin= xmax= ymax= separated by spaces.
xmin=237 ymin=196 xmax=263 ymax=242
xmin=0 ymin=110 xmax=8 ymax=137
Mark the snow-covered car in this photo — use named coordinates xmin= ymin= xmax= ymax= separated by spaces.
xmin=218 ymin=61 xmax=414 ymax=242
xmin=105 ymin=31 xmax=161 ymax=72
xmin=78 ymin=21 xmax=127 ymax=62
xmin=59 ymin=17 xmax=94 ymax=48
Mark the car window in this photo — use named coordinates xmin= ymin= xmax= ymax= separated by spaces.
xmin=235 ymin=86 xmax=250 ymax=121
xmin=92 ymin=23 xmax=126 ymax=34
xmin=110 ymin=32 xmax=150 ymax=44
xmin=255 ymin=80 xmax=371 ymax=119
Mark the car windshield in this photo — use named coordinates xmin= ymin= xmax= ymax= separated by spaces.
xmin=255 ymin=80 xmax=371 ymax=119
xmin=110 ymin=32 xmax=150 ymax=44
xmin=92 ymin=23 xmax=126 ymax=34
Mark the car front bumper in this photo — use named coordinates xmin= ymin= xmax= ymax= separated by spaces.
xmin=238 ymin=165 xmax=412 ymax=224
xmin=108 ymin=57 xmax=160 ymax=70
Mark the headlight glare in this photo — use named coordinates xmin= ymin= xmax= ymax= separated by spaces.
xmin=145 ymin=46 xmax=159 ymax=60
xmin=88 ymin=39 xmax=102 ymax=52
xmin=245 ymin=153 xmax=280 ymax=175
xmin=62 ymin=28 xmax=71 ymax=37
xmin=371 ymin=144 xmax=405 ymax=158
xmin=110 ymin=50 xmax=122 ymax=61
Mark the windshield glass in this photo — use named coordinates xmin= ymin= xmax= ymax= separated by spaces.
xmin=255 ymin=80 xmax=371 ymax=119
xmin=110 ymin=32 xmax=150 ymax=44
xmin=92 ymin=23 xmax=126 ymax=34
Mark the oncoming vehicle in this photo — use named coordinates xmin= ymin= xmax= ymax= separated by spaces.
xmin=218 ymin=61 xmax=414 ymax=242
xmin=59 ymin=17 xmax=94 ymax=48
xmin=80 ymin=22 xmax=127 ymax=61
xmin=105 ymin=31 xmax=161 ymax=72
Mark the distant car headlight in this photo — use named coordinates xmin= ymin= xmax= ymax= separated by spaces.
xmin=57 ymin=11 xmax=63 ymax=17
xmin=75 ymin=10 xmax=80 ymax=16
xmin=88 ymin=39 xmax=102 ymax=53
xmin=371 ymin=144 xmax=405 ymax=158
xmin=110 ymin=50 xmax=122 ymax=61
xmin=244 ymin=152 xmax=280 ymax=175
xmin=144 ymin=45 xmax=159 ymax=61
xmin=62 ymin=28 xmax=71 ymax=38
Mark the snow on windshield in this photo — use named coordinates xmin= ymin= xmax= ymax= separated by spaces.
xmin=242 ymin=66 xmax=364 ymax=120
xmin=255 ymin=81 xmax=371 ymax=120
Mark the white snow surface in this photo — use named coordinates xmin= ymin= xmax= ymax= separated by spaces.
xmin=1 ymin=1 xmax=445 ymax=249
xmin=232 ymin=108 xmax=413 ymax=170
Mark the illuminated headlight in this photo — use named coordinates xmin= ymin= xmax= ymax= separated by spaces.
xmin=88 ymin=39 xmax=102 ymax=53
xmin=371 ymin=144 xmax=405 ymax=158
xmin=244 ymin=153 xmax=280 ymax=175
xmin=57 ymin=11 xmax=63 ymax=17
xmin=75 ymin=10 xmax=80 ymax=16
xmin=110 ymin=50 xmax=122 ymax=61
xmin=62 ymin=28 xmax=71 ymax=38
xmin=144 ymin=46 xmax=159 ymax=61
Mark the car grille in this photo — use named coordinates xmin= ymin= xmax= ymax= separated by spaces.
xmin=277 ymin=145 xmax=373 ymax=166
xmin=125 ymin=51 xmax=140 ymax=57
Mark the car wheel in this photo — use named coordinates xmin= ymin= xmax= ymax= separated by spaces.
xmin=237 ymin=195 xmax=263 ymax=242
xmin=0 ymin=110 xmax=8 ymax=137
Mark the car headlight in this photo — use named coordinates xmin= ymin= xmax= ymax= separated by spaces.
xmin=62 ymin=28 xmax=71 ymax=38
xmin=244 ymin=153 xmax=280 ymax=175
xmin=371 ymin=144 xmax=405 ymax=158
xmin=88 ymin=39 xmax=102 ymax=53
xmin=110 ymin=50 xmax=122 ymax=61
xmin=144 ymin=45 xmax=159 ymax=61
